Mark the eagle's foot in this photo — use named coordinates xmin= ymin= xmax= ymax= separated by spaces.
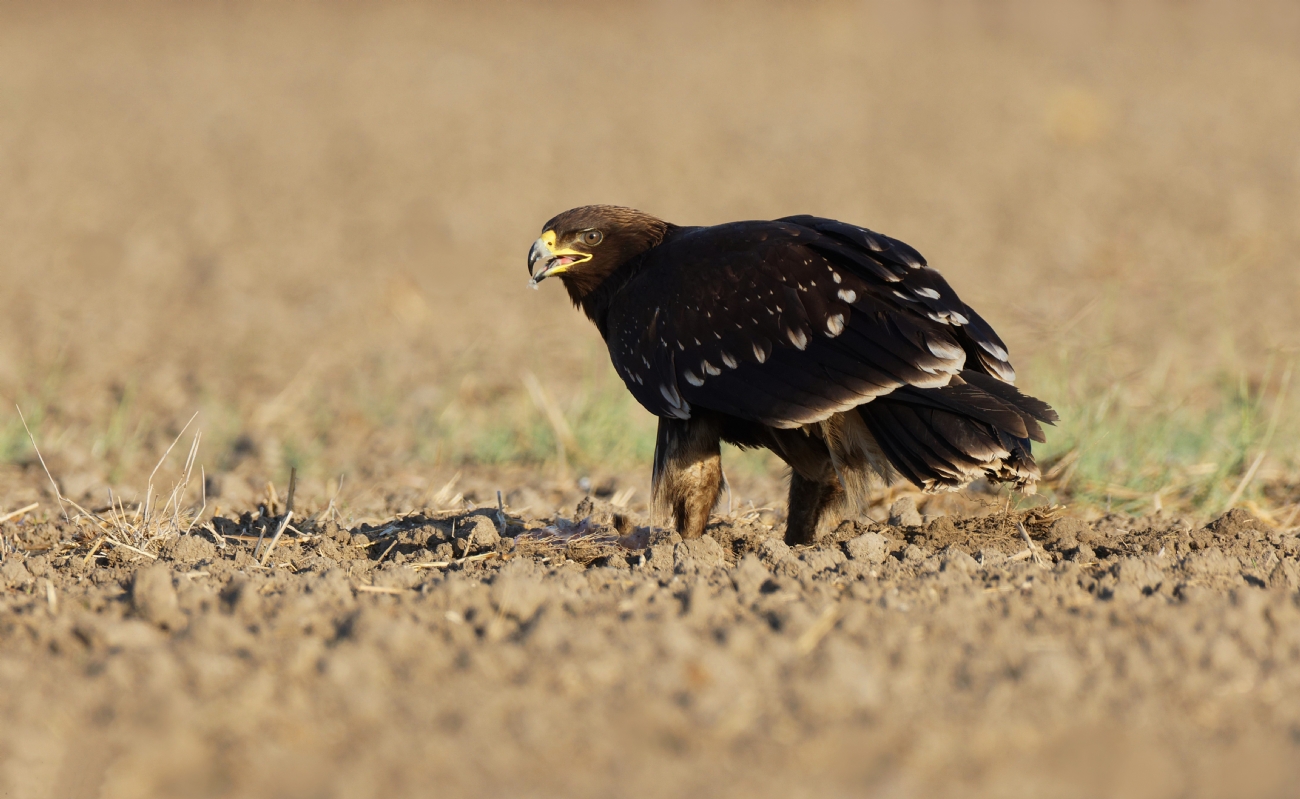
xmin=652 ymin=416 xmax=722 ymax=540
xmin=784 ymin=471 xmax=847 ymax=546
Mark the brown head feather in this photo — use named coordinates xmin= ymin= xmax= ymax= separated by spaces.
xmin=537 ymin=205 xmax=670 ymax=305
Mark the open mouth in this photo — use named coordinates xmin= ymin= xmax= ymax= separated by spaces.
xmin=529 ymin=255 xmax=588 ymax=288
xmin=528 ymin=236 xmax=592 ymax=287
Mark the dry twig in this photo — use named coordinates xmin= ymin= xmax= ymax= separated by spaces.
xmin=286 ymin=467 xmax=298 ymax=515
xmin=16 ymin=406 xmax=68 ymax=521
xmin=430 ymin=472 xmax=462 ymax=510
xmin=354 ymin=584 xmax=406 ymax=595
xmin=104 ymin=538 xmax=159 ymax=560
xmin=1282 ymin=503 xmax=1300 ymax=531
xmin=258 ymin=511 xmax=294 ymax=567
xmin=0 ymin=503 xmax=39 ymax=524
xmin=375 ymin=538 xmax=399 ymax=566
xmin=142 ymin=411 xmax=199 ymax=525
xmin=410 ymin=551 xmax=498 ymax=570
xmin=1225 ymin=364 xmax=1292 ymax=512
xmin=1017 ymin=521 xmax=1044 ymax=566
xmin=796 ymin=604 xmax=841 ymax=656
xmin=320 ymin=474 xmax=346 ymax=522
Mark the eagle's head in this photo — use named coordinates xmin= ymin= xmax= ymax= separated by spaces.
xmin=528 ymin=205 xmax=669 ymax=302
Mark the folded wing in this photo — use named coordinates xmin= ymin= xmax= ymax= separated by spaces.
xmin=605 ymin=217 xmax=1026 ymax=429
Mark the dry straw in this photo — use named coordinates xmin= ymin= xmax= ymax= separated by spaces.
xmin=522 ymin=370 xmax=576 ymax=478
xmin=18 ymin=405 xmax=208 ymax=561
xmin=1224 ymin=364 xmax=1291 ymax=513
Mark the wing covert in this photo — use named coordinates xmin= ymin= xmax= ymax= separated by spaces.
xmin=605 ymin=218 xmax=1018 ymax=427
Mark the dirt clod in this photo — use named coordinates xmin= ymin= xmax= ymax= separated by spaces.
xmin=1 ymin=558 xmax=32 ymax=588
xmin=1046 ymin=517 xmax=1087 ymax=551
xmin=456 ymin=513 xmax=501 ymax=552
xmin=845 ymin=531 xmax=890 ymax=564
xmin=940 ymin=546 xmax=979 ymax=574
xmin=674 ymin=535 xmax=726 ymax=575
xmin=163 ymin=533 xmax=217 ymax=565
xmin=889 ymin=496 xmax=923 ymax=527
xmin=130 ymin=565 xmax=184 ymax=629
xmin=490 ymin=564 xmax=548 ymax=623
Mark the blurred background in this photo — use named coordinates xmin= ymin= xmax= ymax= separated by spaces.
xmin=0 ymin=0 xmax=1297 ymax=521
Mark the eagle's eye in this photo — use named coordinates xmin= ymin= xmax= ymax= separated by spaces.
xmin=581 ymin=229 xmax=603 ymax=246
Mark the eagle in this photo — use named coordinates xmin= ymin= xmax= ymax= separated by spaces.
xmin=527 ymin=205 xmax=1057 ymax=545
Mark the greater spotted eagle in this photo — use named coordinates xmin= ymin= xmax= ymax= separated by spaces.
xmin=528 ymin=205 xmax=1056 ymax=544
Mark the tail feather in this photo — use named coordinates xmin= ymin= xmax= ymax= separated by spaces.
xmin=857 ymin=370 xmax=1055 ymax=493
xmin=874 ymin=401 xmax=983 ymax=481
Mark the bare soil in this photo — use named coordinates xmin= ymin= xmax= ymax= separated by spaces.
xmin=3 ymin=501 xmax=1299 ymax=798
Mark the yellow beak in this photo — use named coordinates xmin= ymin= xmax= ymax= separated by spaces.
xmin=528 ymin=230 xmax=593 ymax=287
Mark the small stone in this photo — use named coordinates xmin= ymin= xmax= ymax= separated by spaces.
xmin=845 ymin=532 xmax=889 ymax=564
xmin=888 ymin=497 xmax=923 ymax=527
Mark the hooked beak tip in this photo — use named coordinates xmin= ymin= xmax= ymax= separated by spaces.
xmin=528 ymin=237 xmax=551 ymax=278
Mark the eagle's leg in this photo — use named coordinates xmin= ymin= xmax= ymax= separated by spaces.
xmin=785 ymin=467 xmax=845 ymax=546
xmin=652 ymin=415 xmax=723 ymax=539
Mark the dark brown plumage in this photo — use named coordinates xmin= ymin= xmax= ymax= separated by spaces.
xmin=528 ymin=205 xmax=1057 ymax=544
